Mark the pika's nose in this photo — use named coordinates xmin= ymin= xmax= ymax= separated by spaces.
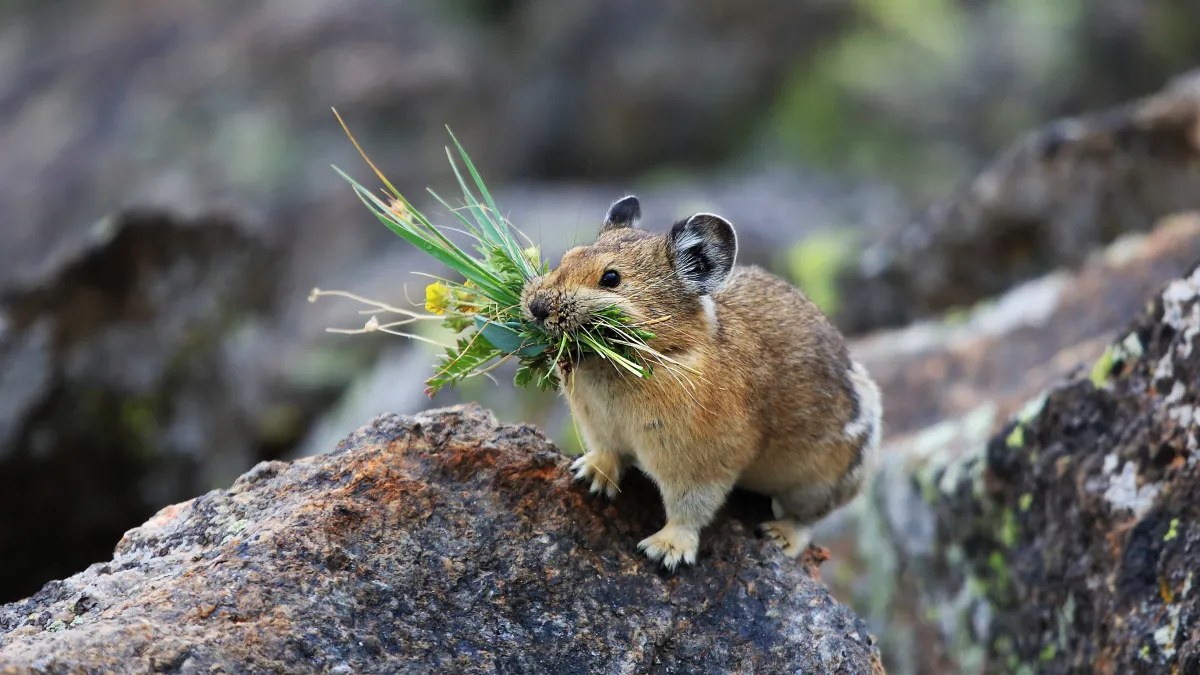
xmin=529 ymin=297 xmax=551 ymax=322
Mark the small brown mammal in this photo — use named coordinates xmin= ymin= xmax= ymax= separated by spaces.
xmin=521 ymin=196 xmax=882 ymax=569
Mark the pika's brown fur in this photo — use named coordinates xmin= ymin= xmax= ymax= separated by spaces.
xmin=521 ymin=196 xmax=882 ymax=569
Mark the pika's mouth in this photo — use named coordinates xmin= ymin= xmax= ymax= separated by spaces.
xmin=523 ymin=289 xmax=588 ymax=338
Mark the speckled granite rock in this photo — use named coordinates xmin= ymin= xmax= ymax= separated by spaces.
xmin=819 ymin=214 xmax=1200 ymax=675
xmin=964 ymin=261 xmax=1200 ymax=673
xmin=848 ymin=256 xmax=1200 ymax=674
xmin=0 ymin=405 xmax=884 ymax=674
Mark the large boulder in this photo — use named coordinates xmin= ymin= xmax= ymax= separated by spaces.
xmin=837 ymin=70 xmax=1200 ymax=333
xmin=0 ymin=405 xmax=885 ymax=674
xmin=834 ymin=220 xmax=1200 ymax=674
xmin=854 ymin=213 xmax=1200 ymax=438
xmin=817 ymin=213 xmax=1200 ymax=674
xmin=0 ymin=209 xmax=287 ymax=603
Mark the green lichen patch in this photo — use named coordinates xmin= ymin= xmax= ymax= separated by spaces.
xmin=985 ymin=550 xmax=1014 ymax=604
xmin=999 ymin=509 xmax=1018 ymax=548
xmin=1005 ymin=424 xmax=1024 ymax=449
xmin=1164 ymin=518 xmax=1179 ymax=541
xmin=1090 ymin=345 xmax=1116 ymax=388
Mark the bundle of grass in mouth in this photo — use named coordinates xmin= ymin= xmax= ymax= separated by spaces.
xmin=311 ymin=111 xmax=660 ymax=398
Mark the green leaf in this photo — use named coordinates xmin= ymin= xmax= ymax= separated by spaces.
xmin=426 ymin=333 xmax=504 ymax=395
xmin=444 ymin=148 xmax=506 ymax=251
xmin=513 ymin=364 xmax=533 ymax=389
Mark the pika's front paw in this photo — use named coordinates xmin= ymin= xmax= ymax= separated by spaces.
xmin=570 ymin=450 xmax=623 ymax=499
xmin=637 ymin=525 xmax=699 ymax=570
xmin=759 ymin=519 xmax=811 ymax=558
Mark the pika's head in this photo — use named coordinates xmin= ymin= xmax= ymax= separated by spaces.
xmin=520 ymin=195 xmax=737 ymax=350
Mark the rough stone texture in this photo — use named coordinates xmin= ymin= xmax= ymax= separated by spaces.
xmin=816 ymin=213 xmax=1200 ymax=675
xmin=834 ymin=245 xmax=1200 ymax=674
xmin=931 ymin=259 xmax=1200 ymax=674
xmin=0 ymin=405 xmax=884 ymax=674
xmin=854 ymin=213 xmax=1200 ymax=438
xmin=838 ymin=69 xmax=1200 ymax=333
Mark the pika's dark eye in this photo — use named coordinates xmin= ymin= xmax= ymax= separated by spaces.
xmin=599 ymin=270 xmax=621 ymax=288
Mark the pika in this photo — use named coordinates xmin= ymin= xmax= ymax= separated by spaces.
xmin=521 ymin=196 xmax=882 ymax=569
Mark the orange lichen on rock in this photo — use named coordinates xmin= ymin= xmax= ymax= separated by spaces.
xmin=0 ymin=405 xmax=882 ymax=673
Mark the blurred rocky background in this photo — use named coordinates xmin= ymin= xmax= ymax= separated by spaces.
xmin=3 ymin=1 xmax=1200 ymax=672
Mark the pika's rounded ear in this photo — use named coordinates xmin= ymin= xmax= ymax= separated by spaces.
xmin=668 ymin=212 xmax=737 ymax=295
xmin=602 ymin=195 xmax=641 ymax=232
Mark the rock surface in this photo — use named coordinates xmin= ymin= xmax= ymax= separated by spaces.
xmin=0 ymin=405 xmax=884 ymax=674
xmin=0 ymin=209 xmax=288 ymax=603
xmin=922 ymin=259 xmax=1200 ymax=673
xmin=809 ymin=213 xmax=1200 ymax=674
xmin=834 ymin=232 xmax=1200 ymax=674
xmin=854 ymin=212 xmax=1200 ymax=438
xmin=838 ymin=70 xmax=1200 ymax=333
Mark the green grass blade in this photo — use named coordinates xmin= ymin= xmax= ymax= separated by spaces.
xmin=443 ymin=147 xmax=501 ymax=244
xmin=578 ymin=331 xmax=645 ymax=377
xmin=334 ymin=166 xmax=487 ymax=272
xmin=336 ymin=168 xmax=482 ymax=268
xmin=353 ymin=191 xmax=516 ymax=305
xmin=442 ymin=148 xmax=530 ymax=275
xmin=426 ymin=187 xmax=494 ymax=246
xmin=337 ymin=169 xmax=518 ymax=305
xmin=446 ymin=127 xmax=536 ymax=278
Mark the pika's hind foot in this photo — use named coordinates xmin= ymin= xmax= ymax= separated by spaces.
xmin=637 ymin=525 xmax=699 ymax=570
xmin=570 ymin=450 xmax=624 ymax=499
xmin=759 ymin=519 xmax=811 ymax=558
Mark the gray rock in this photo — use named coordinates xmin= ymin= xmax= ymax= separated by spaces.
xmin=828 ymin=215 xmax=1200 ymax=674
xmin=838 ymin=70 xmax=1200 ymax=333
xmin=0 ymin=319 xmax=51 ymax=456
xmin=0 ymin=209 xmax=280 ymax=602
xmin=0 ymin=405 xmax=885 ymax=674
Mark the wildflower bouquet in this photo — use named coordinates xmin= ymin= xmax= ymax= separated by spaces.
xmin=311 ymin=112 xmax=657 ymax=397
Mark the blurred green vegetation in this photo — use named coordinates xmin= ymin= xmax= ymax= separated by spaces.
xmin=778 ymin=230 xmax=858 ymax=319
xmin=771 ymin=0 xmax=1085 ymax=196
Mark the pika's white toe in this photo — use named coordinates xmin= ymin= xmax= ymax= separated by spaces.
xmin=760 ymin=520 xmax=811 ymax=558
xmin=570 ymin=451 xmax=622 ymax=499
xmin=637 ymin=525 xmax=699 ymax=570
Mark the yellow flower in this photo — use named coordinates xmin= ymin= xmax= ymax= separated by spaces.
xmin=425 ymin=282 xmax=452 ymax=315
